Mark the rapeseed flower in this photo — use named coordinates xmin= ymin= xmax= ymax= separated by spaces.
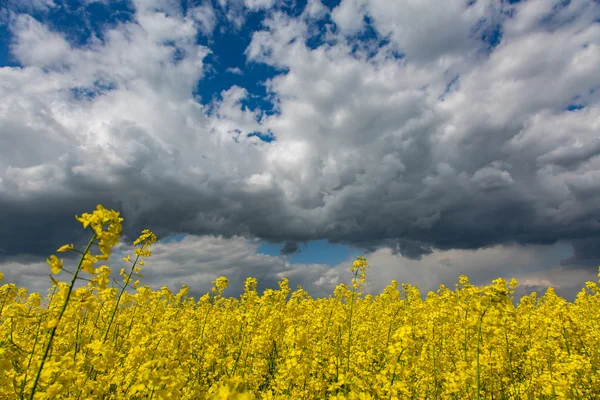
xmin=46 ymin=255 xmax=63 ymax=274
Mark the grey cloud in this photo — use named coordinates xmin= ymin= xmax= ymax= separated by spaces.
xmin=560 ymin=237 xmax=600 ymax=270
xmin=470 ymin=162 xmax=515 ymax=191
xmin=3 ymin=234 xmax=594 ymax=306
xmin=279 ymin=241 xmax=300 ymax=255
xmin=537 ymin=137 xmax=600 ymax=169
xmin=0 ymin=235 xmax=338 ymax=301
xmin=437 ymin=258 xmax=453 ymax=268
xmin=325 ymin=241 xmax=598 ymax=304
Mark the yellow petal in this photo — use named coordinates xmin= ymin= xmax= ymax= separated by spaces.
xmin=81 ymin=260 xmax=95 ymax=274
xmin=46 ymin=319 xmax=58 ymax=329
xmin=57 ymin=244 xmax=74 ymax=252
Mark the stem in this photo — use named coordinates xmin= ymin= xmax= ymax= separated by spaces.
xmin=29 ymin=234 xmax=96 ymax=400
xmin=346 ymin=269 xmax=359 ymax=374
xmin=561 ymin=314 xmax=571 ymax=357
xmin=476 ymin=301 xmax=491 ymax=400
xmin=432 ymin=323 xmax=437 ymax=397
xmin=74 ymin=318 xmax=80 ymax=362
xmin=504 ymin=317 xmax=518 ymax=399
xmin=102 ymin=254 xmax=141 ymax=343
xmin=388 ymin=348 xmax=405 ymax=400
xmin=19 ymin=318 xmax=42 ymax=399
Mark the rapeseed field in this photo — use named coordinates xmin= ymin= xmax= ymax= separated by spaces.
xmin=1 ymin=205 xmax=598 ymax=399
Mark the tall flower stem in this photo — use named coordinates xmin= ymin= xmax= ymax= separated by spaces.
xmin=29 ymin=234 xmax=97 ymax=400
xmin=102 ymin=253 xmax=141 ymax=344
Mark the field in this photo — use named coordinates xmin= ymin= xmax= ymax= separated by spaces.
xmin=1 ymin=205 xmax=599 ymax=399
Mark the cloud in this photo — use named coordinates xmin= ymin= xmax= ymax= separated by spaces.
xmin=189 ymin=2 xmax=218 ymax=36
xmin=244 ymin=0 xmax=276 ymax=11
xmin=560 ymin=237 xmax=600 ymax=270
xmin=245 ymin=0 xmax=600 ymax=265
xmin=226 ymin=66 xmax=244 ymax=75
xmin=342 ymin=240 xmax=598 ymax=304
xmin=1 ymin=0 xmax=600 ymax=299
xmin=0 ymin=234 xmax=334 ymax=300
xmin=331 ymin=0 xmax=502 ymax=64
xmin=8 ymin=14 xmax=72 ymax=68
xmin=470 ymin=161 xmax=515 ymax=191
xmin=330 ymin=0 xmax=368 ymax=36
xmin=215 ymin=0 xmax=249 ymax=31
xmin=6 ymin=0 xmax=56 ymax=13
xmin=279 ymin=241 xmax=300 ymax=255
xmin=2 ymin=231 xmax=592 ymax=305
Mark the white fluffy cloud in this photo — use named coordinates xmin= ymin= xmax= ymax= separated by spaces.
xmin=244 ymin=0 xmax=276 ymax=11
xmin=189 ymin=2 xmax=218 ymax=36
xmin=226 ymin=66 xmax=244 ymax=75
xmin=6 ymin=0 xmax=56 ymax=12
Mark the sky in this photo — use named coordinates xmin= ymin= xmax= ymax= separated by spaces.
xmin=1 ymin=0 xmax=599 ymax=304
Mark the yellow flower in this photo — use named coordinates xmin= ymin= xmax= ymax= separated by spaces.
xmin=133 ymin=229 xmax=157 ymax=246
xmin=244 ymin=277 xmax=258 ymax=291
xmin=134 ymin=248 xmax=151 ymax=257
xmin=57 ymin=244 xmax=74 ymax=252
xmin=585 ymin=281 xmax=597 ymax=291
xmin=46 ymin=255 xmax=64 ymax=274
xmin=93 ymin=265 xmax=111 ymax=289
xmin=81 ymin=253 xmax=98 ymax=274
xmin=213 ymin=276 xmax=229 ymax=295
xmin=46 ymin=318 xmax=59 ymax=329
xmin=75 ymin=204 xmax=124 ymax=256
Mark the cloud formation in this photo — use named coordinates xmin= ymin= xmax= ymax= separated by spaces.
xmin=1 ymin=0 xmax=599 ymax=301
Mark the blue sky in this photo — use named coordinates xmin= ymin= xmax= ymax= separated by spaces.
xmin=158 ymin=231 xmax=366 ymax=267
xmin=159 ymin=232 xmax=365 ymax=266
xmin=1 ymin=0 xmax=599 ymax=302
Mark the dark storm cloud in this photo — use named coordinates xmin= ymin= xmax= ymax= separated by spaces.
xmin=560 ymin=237 xmax=600 ymax=270
xmin=279 ymin=241 xmax=300 ymax=255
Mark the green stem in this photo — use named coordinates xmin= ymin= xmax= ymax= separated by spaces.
xmin=102 ymin=254 xmax=141 ymax=344
xmin=29 ymin=234 xmax=96 ymax=400
xmin=19 ymin=317 xmax=42 ymax=399
xmin=504 ymin=317 xmax=518 ymax=399
xmin=476 ymin=301 xmax=491 ymax=400
xmin=346 ymin=269 xmax=359 ymax=374
xmin=433 ymin=324 xmax=437 ymax=397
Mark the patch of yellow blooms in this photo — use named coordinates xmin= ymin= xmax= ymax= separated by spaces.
xmin=0 ymin=205 xmax=599 ymax=399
